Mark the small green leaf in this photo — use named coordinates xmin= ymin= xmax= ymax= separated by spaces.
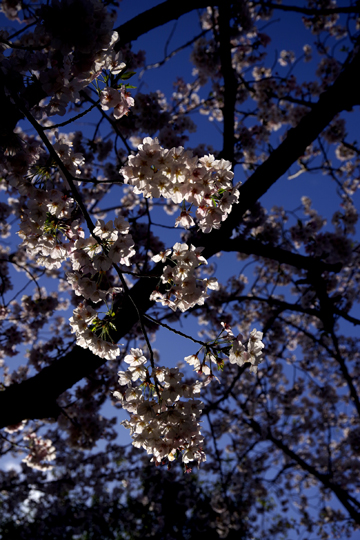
xmin=120 ymin=71 xmax=136 ymax=80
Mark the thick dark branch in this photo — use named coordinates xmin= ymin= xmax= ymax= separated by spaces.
xmin=114 ymin=0 xmax=225 ymax=51
xmin=220 ymin=237 xmax=342 ymax=274
xmin=218 ymin=3 xmax=237 ymax=164
xmin=0 ymin=270 xmax=158 ymax=429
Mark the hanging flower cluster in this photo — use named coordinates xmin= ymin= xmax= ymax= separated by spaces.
xmin=69 ymin=302 xmax=120 ymax=359
xmin=114 ymin=348 xmax=206 ymax=468
xmin=100 ymin=86 xmax=135 ymax=119
xmin=229 ymin=329 xmax=265 ymax=373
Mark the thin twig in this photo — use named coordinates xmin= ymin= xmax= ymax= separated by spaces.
xmin=42 ymin=100 xmax=100 ymax=130
xmin=143 ymin=312 xmax=207 ymax=346
xmin=0 ymin=257 xmax=43 ymax=298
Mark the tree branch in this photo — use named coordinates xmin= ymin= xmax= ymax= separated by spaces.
xmin=240 ymin=413 xmax=360 ymax=524
xmin=220 ymin=237 xmax=342 ymax=274
xmin=191 ymin=46 xmax=360 ymax=256
xmin=255 ymin=2 xmax=360 ymax=16
xmin=113 ymin=0 xmax=227 ymax=51
xmin=218 ymin=3 xmax=237 ymax=164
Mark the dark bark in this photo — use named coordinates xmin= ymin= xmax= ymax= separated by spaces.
xmin=113 ymin=0 xmax=227 ymax=50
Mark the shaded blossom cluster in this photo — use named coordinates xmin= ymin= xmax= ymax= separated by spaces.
xmin=22 ymin=433 xmax=56 ymax=471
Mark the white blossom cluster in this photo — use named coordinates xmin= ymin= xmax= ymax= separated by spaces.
xmin=114 ymin=348 xmax=206 ymax=467
xmin=13 ymin=3 xmax=130 ymax=120
xmin=100 ymin=86 xmax=135 ymax=120
xmin=120 ymin=137 xmax=240 ymax=233
xmin=229 ymin=329 xmax=265 ymax=373
xmin=66 ymin=217 xmax=135 ymax=358
xmin=68 ymin=216 xmax=135 ymax=297
xmin=22 ymin=433 xmax=56 ymax=471
xmin=150 ymin=242 xmax=219 ymax=312
xmin=184 ymin=325 xmax=265 ymax=376
xmin=115 ymin=327 xmax=265 ymax=466
xmin=223 ymin=324 xmax=265 ymax=374
xmin=69 ymin=303 xmax=119 ymax=360
xmin=17 ymin=179 xmax=135 ymax=359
